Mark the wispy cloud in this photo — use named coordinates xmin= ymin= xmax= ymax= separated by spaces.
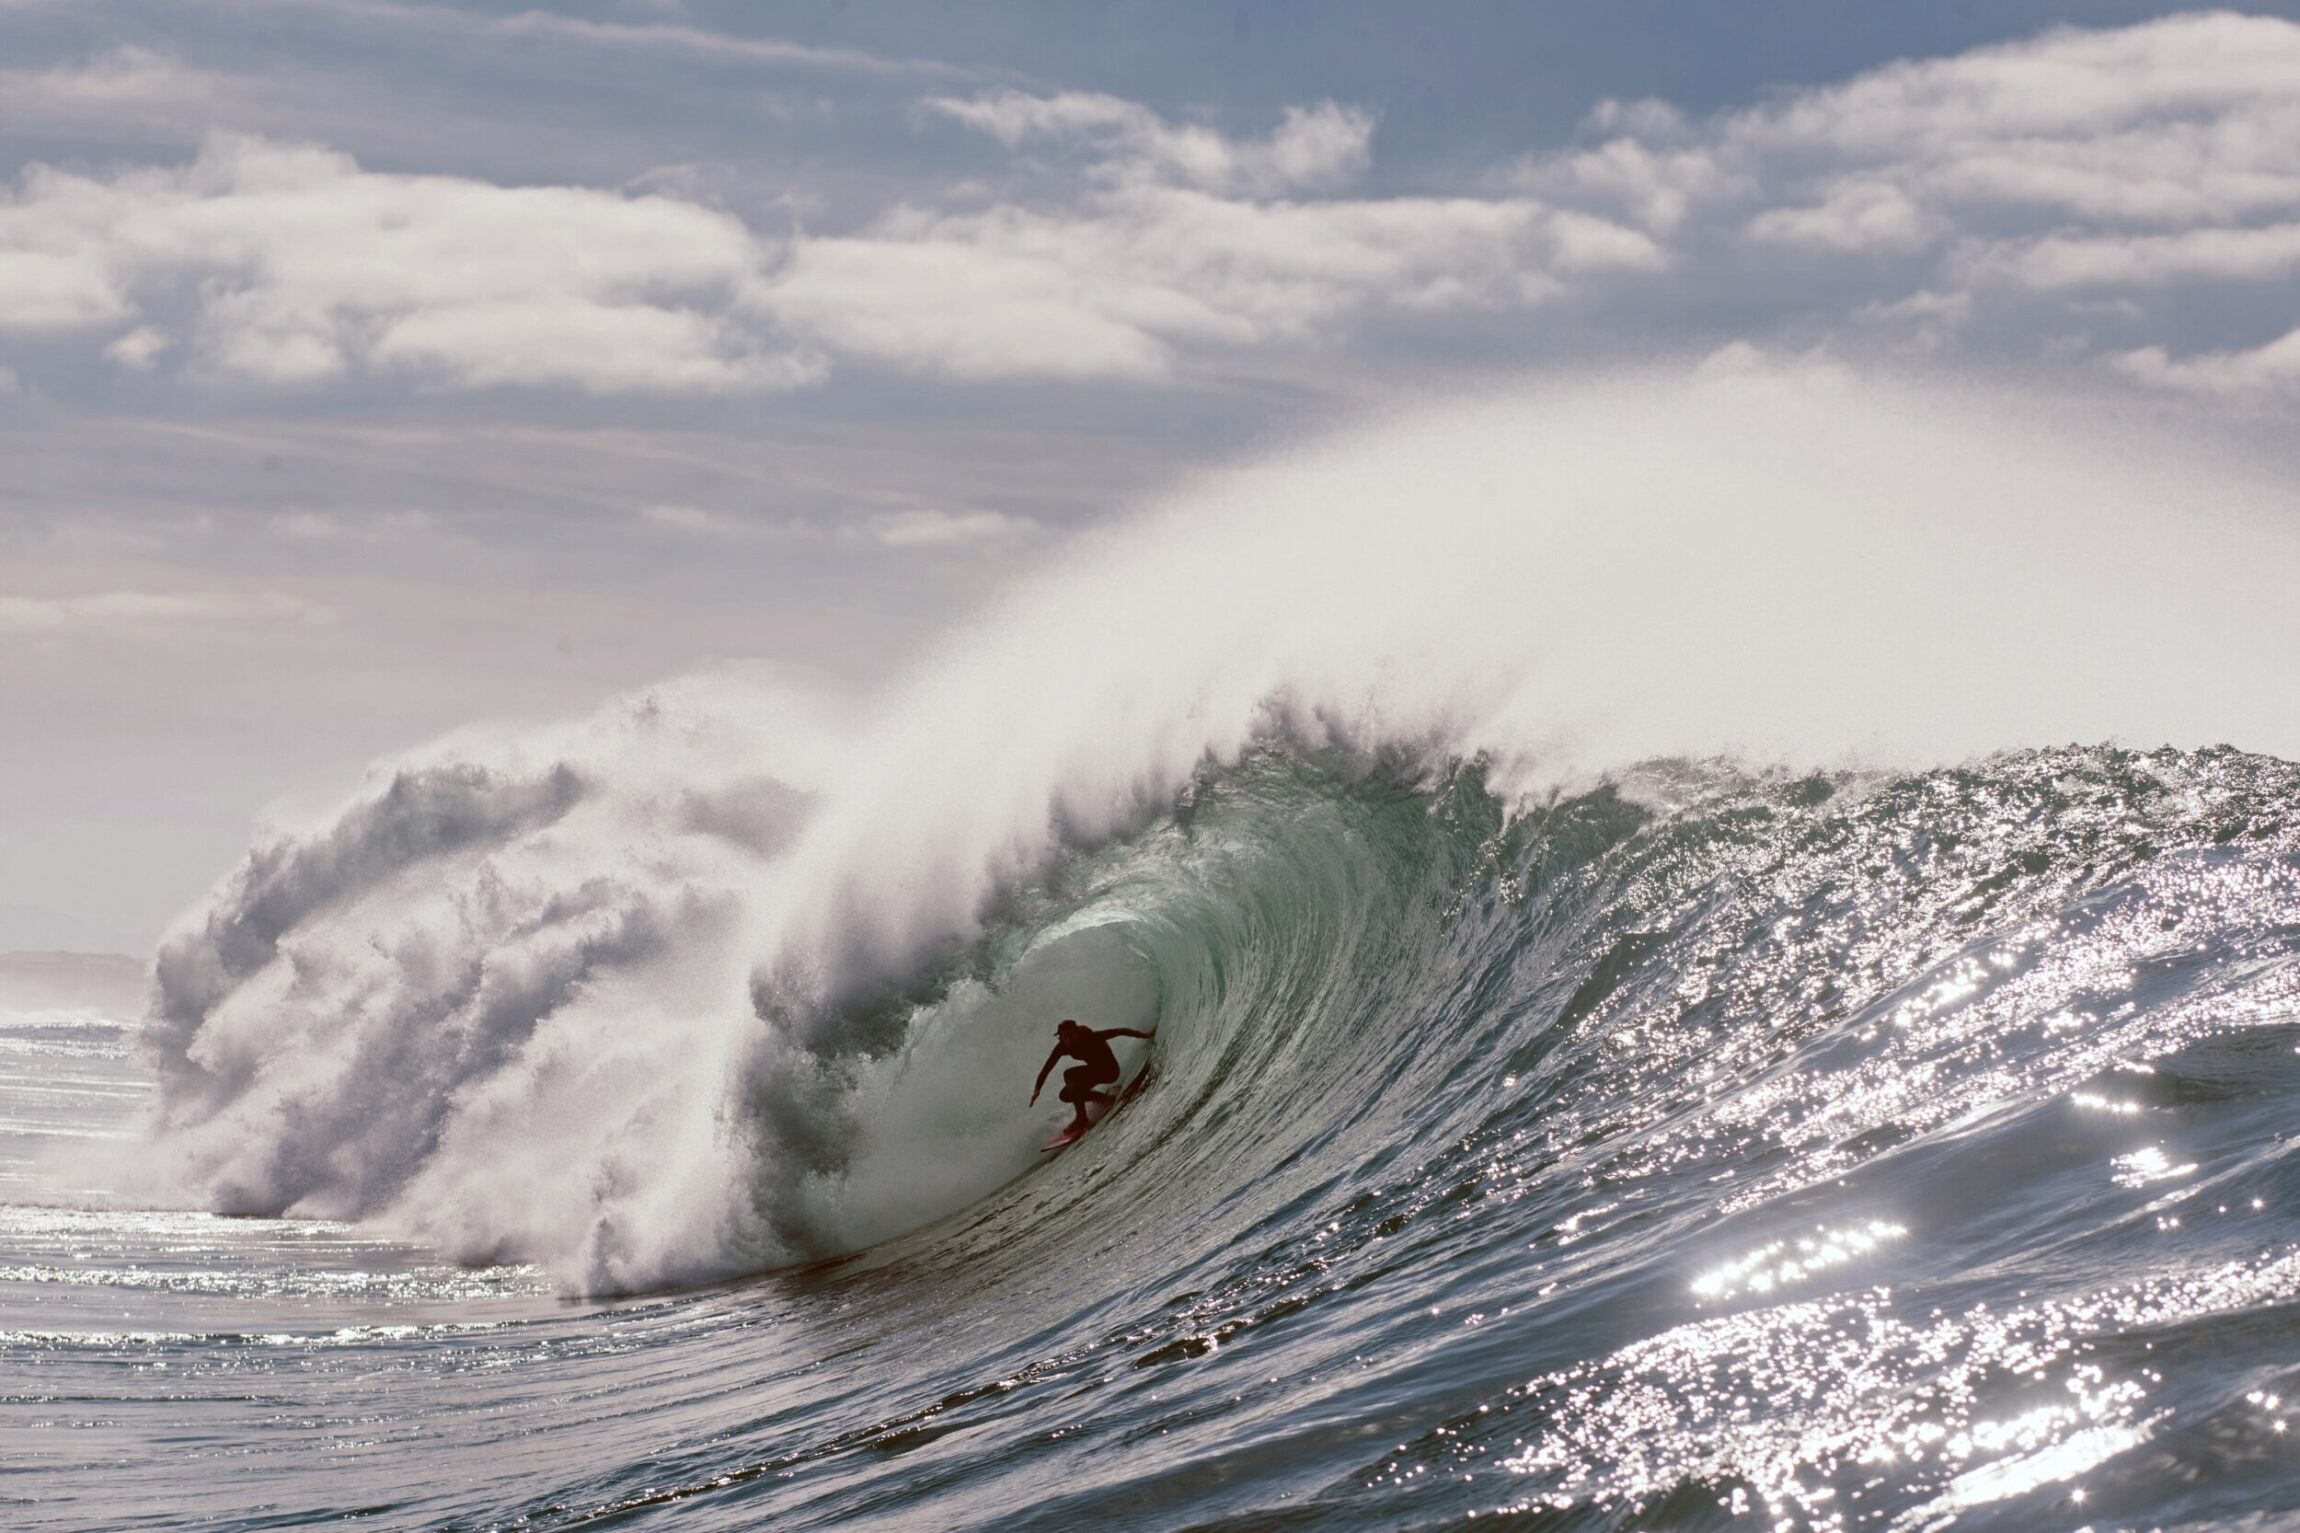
xmin=0 ymin=589 xmax=330 ymax=633
xmin=864 ymin=508 xmax=1031 ymax=547
xmin=268 ymin=509 xmax=441 ymax=542
xmin=0 ymin=44 xmax=212 ymax=121
xmin=637 ymin=502 xmax=751 ymax=536
xmin=243 ymin=0 xmax=973 ymax=79
xmin=634 ymin=501 xmax=1036 ymax=550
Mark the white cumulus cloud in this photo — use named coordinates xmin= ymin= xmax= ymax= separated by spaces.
xmin=0 ymin=133 xmax=808 ymax=393
xmin=762 ymin=93 xmax=1657 ymax=381
xmin=1519 ymin=10 xmax=2300 ymax=396
xmin=4 ymin=15 xmax=2298 ymax=400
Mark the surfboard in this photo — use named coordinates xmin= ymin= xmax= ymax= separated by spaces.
xmin=1040 ymin=1063 xmax=1152 ymax=1152
xmin=1040 ymin=1096 xmax=1110 ymax=1151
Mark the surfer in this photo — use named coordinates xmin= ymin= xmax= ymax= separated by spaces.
xmin=1030 ymin=1018 xmax=1155 ymax=1136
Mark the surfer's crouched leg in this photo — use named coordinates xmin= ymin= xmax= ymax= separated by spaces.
xmin=1060 ymin=1063 xmax=1117 ymax=1109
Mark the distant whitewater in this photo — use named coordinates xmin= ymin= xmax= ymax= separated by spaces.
xmin=12 ymin=366 xmax=2300 ymax=1530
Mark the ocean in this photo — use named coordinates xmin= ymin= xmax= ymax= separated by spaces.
xmin=6 ymin=371 xmax=2300 ymax=1530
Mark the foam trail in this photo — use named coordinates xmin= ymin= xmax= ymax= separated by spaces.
xmin=130 ymin=363 xmax=2300 ymax=1292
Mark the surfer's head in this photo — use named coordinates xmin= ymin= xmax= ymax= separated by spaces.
xmin=1057 ymin=1018 xmax=1084 ymax=1040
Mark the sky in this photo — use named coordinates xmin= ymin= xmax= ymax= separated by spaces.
xmin=3 ymin=0 xmax=2299 ymax=953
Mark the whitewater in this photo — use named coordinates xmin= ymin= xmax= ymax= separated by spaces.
xmin=8 ymin=366 xmax=2300 ymax=1530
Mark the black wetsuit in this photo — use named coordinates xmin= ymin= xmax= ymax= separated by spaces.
xmin=1057 ymin=1032 xmax=1121 ymax=1105
xmin=1032 ymin=1024 xmax=1155 ymax=1126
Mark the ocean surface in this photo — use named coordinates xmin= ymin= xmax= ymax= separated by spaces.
xmin=12 ymin=744 xmax=2300 ymax=1530
xmin=6 ymin=375 xmax=2300 ymax=1530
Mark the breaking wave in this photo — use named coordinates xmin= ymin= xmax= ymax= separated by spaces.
xmin=129 ymin=364 xmax=2300 ymax=1304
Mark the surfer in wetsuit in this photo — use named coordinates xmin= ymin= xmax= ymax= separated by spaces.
xmin=1030 ymin=1018 xmax=1155 ymax=1135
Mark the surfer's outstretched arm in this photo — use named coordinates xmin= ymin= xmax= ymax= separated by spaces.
xmin=1096 ymin=1027 xmax=1156 ymax=1041
xmin=1029 ymin=1044 xmax=1065 ymax=1105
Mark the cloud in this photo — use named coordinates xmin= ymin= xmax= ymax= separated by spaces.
xmin=370 ymin=299 xmax=818 ymax=393
xmin=0 ymin=245 xmax=127 ymax=329
xmin=923 ymin=91 xmax=1375 ymax=195
xmin=760 ymin=92 xmax=1659 ymax=381
xmin=269 ymin=509 xmax=440 ymax=542
xmin=0 ymin=45 xmax=212 ymax=121
xmin=0 ymin=589 xmax=330 ymax=634
xmin=1854 ymin=287 xmax=1976 ymax=355
xmin=1520 ymin=11 xmax=2300 ymax=393
xmin=1730 ymin=14 xmax=2300 ymax=227
xmin=865 ymin=508 xmax=1031 ymax=547
xmin=0 ymin=133 xmax=808 ymax=393
xmin=2116 ymin=327 xmax=2300 ymax=399
xmin=765 ymin=191 xmax=1579 ymax=380
xmin=1540 ymin=13 xmax=2300 ymax=240
xmin=0 ymin=101 xmax=1659 ymax=391
xmin=103 ymin=325 xmax=169 ymax=370
xmin=638 ymin=503 xmax=750 ymax=536
xmin=1969 ymin=222 xmax=2300 ymax=291
xmin=5 ymin=15 xmax=2297 ymax=400
xmin=635 ymin=500 xmax=1036 ymax=549
xmin=1745 ymin=179 xmax=1938 ymax=254
xmin=245 ymin=0 xmax=966 ymax=79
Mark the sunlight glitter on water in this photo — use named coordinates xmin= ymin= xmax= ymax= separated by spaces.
xmin=1481 ymin=1250 xmax=2300 ymax=1526
xmin=1690 ymin=1220 xmax=1909 ymax=1302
